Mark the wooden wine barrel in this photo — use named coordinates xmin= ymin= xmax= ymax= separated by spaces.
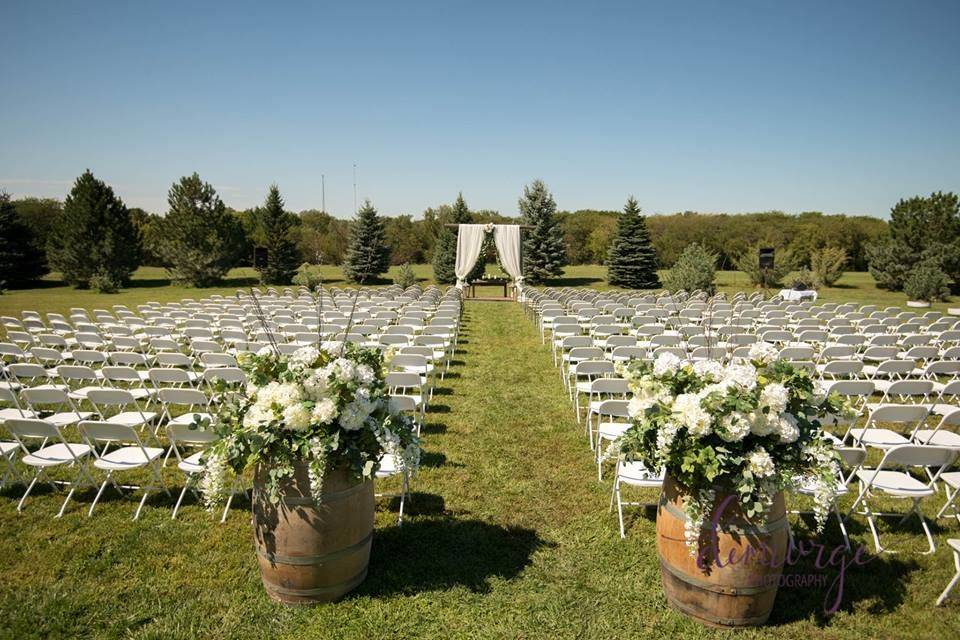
xmin=252 ymin=462 xmax=374 ymax=605
xmin=656 ymin=475 xmax=789 ymax=628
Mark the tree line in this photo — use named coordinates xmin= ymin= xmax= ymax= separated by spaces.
xmin=2 ymin=169 xmax=954 ymax=297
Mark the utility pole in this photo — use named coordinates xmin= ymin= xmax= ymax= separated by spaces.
xmin=352 ymin=163 xmax=357 ymax=215
xmin=321 ymin=174 xmax=325 ymax=213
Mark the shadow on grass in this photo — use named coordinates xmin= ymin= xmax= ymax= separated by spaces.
xmin=418 ymin=451 xmax=462 ymax=468
xmin=357 ymin=517 xmax=549 ymax=596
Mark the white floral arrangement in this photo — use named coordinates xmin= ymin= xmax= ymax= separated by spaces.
xmin=198 ymin=344 xmax=420 ymax=506
xmin=615 ymin=344 xmax=847 ymax=549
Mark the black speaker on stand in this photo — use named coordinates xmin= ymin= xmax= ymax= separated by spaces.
xmin=758 ymin=247 xmax=775 ymax=297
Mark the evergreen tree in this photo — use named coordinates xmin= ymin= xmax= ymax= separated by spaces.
xmin=155 ymin=173 xmax=245 ymax=287
xmin=606 ymin=196 xmax=660 ymax=289
xmin=0 ymin=192 xmax=48 ymax=290
xmin=867 ymin=192 xmax=960 ymax=291
xmin=344 ymin=199 xmax=390 ymax=283
xmin=519 ymin=180 xmax=566 ymax=284
xmin=432 ymin=193 xmax=485 ymax=284
xmin=47 ymin=170 xmax=141 ymax=291
xmin=256 ymin=185 xmax=300 ymax=285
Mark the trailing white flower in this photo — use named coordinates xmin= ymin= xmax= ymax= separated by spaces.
xmin=199 ymin=449 xmax=231 ymax=510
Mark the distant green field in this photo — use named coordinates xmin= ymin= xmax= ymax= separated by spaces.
xmin=0 ymin=265 xmax=950 ymax=321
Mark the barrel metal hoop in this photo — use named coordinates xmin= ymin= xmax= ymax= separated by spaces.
xmin=257 ymin=531 xmax=373 ymax=566
xmin=658 ymin=555 xmax=779 ymax=596
xmin=665 ymin=589 xmax=771 ymax=627
xmin=263 ymin=567 xmax=369 ymax=597
xmin=277 ymin=481 xmax=369 ymax=506
xmin=659 ymin=497 xmax=790 ymax=535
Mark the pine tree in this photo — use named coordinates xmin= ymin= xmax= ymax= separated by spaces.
xmin=606 ymin=196 xmax=660 ymax=289
xmin=155 ymin=173 xmax=245 ymax=287
xmin=0 ymin=192 xmax=48 ymax=290
xmin=256 ymin=185 xmax=300 ymax=285
xmin=47 ymin=170 xmax=141 ymax=291
xmin=432 ymin=193 xmax=485 ymax=284
xmin=344 ymin=199 xmax=390 ymax=283
xmin=519 ymin=180 xmax=566 ymax=284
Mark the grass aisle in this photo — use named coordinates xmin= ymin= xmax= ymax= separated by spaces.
xmin=2 ymin=300 xmax=959 ymax=639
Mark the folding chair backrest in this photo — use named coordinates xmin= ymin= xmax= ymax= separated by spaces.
xmin=21 ymin=387 xmax=70 ymax=406
xmin=86 ymin=389 xmax=135 ymax=406
xmin=576 ymin=361 xmax=615 ymax=376
xmin=868 ymin=404 xmax=929 ymax=424
xmin=882 ymin=445 xmax=957 ymax=470
xmin=6 ymin=417 xmax=60 ymax=440
xmin=80 ymin=420 xmax=138 ymax=444
xmin=149 ymin=368 xmax=192 ymax=385
xmin=203 ymin=367 xmax=246 ymax=386
xmin=158 ymin=388 xmax=209 ymax=406
xmin=597 ymin=399 xmax=630 ymax=419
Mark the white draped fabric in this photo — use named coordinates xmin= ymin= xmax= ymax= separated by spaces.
xmin=454 ymin=224 xmax=525 ymax=294
xmin=494 ymin=224 xmax=524 ymax=292
xmin=455 ymin=224 xmax=488 ymax=289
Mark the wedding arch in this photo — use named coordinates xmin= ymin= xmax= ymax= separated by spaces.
xmin=448 ymin=223 xmax=532 ymax=297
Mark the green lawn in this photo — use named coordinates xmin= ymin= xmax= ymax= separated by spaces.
xmin=1 ymin=268 xmax=960 ymax=638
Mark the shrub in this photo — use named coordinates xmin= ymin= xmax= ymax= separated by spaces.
xmin=788 ymin=269 xmax=815 ymax=291
xmin=810 ymin=246 xmax=847 ymax=288
xmin=606 ymin=196 xmax=660 ymax=289
xmin=903 ymin=261 xmax=951 ymax=302
xmin=89 ymin=270 xmax=121 ymax=294
xmin=734 ymin=245 xmax=794 ymax=288
xmin=394 ymin=262 xmax=417 ymax=289
xmin=663 ymin=243 xmax=717 ymax=294
xmin=292 ymin=263 xmax=324 ymax=289
xmin=344 ymin=200 xmax=390 ymax=283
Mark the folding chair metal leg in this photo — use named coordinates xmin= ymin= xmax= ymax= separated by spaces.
xmin=133 ymin=489 xmax=150 ymax=520
xmin=615 ymin=480 xmax=626 ymax=539
xmin=17 ymin=473 xmax=41 ymax=512
xmin=172 ymin=484 xmax=190 ymax=519
xmin=937 ymin=485 xmax=960 ymax=522
xmin=938 ymin=549 xmax=960 ymax=606
xmin=57 ymin=486 xmax=78 ymax=518
xmin=834 ymin=503 xmax=851 ymax=552
xmin=89 ymin=472 xmax=112 ymax=517
xmin=397 ymin=472 xmax=409 ymax=526
xmin=915 ymin=503 xmax=938 ymax=554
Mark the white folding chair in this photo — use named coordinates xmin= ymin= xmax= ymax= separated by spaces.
xmin=80 ymin=421 xmax=169 ymax=520
xmin=6 ymin=417 xmax=94 ymax=516
xmin=937 ymin=540 xmax=960 ymax=606
xmin=166 ymin=423 xmax=238 ymax=522
xmin=792 ymin=446 xmax=866 ymax=551
xmin=87 ymin=389 xmax=158 ymax=432
xmin=846 ymin=404 xmax=929 ymax=450
xmin=611 ymin=460 xmax=663 ymax=539
xmin=20 ymin=387 xmax=93 ymax=428
xmin=848 ymin=444 xmax=957 ymax=553
xmin=375 ymin=453 xmax=410 ymax=525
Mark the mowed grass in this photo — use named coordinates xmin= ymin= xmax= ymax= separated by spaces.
xmin=1 ymin=267 xmax=960 ymax=638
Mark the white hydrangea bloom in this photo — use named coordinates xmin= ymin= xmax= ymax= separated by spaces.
xmin=760 ymin=383 xmax=790 ymax=414
xmin=777 ymin=413 xmax=800 ymax=443
xmin=356 ymin=364 xmax=376 ymax=385
xmin=748 ymin=410 xmax=777 ymax=436
xmin=672 ymin=393 xmax=712 ymax=437
xmin=290 ymin=346 xmax=320 ymax=368
xmin=747 ymin=448 xmax=776 ymax=477
xmin=718 ymin=412 xmax=751 ymax=442
xmin=243 ymin=402 xmax=273 ymax=428
xmin=748 ymin=341 xmax=779 ymax=364
xmin=256 ymin=346 xmax=275 ymax=357
xmin=653 ymin=352 xmax=683 ymax=377
xmin=330 ymin=358 xmax=357 ymax=383
xmin=723 ymin=363 xmax=757 ymax=391
xmin=692 ymin=359 xmax=724 ymax=381
xmin=311 ymin=398 xmax=338 ymax=425
xmin=282 ymin=403 xmax=312 ymax=431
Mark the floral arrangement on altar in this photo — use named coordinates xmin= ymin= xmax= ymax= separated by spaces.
xmin=199 ymin=344 xmax=420 ymax=506
xmin=615 ymin=343 xmax=851 ymax=548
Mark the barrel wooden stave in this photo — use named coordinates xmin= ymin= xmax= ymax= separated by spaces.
xmin=253 ymin=462 xmax=374 ymax=605
xmin=656 ymin=475 xmax=789 ymax=628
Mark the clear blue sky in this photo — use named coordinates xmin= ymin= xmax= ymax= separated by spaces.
xmin=2 ymin=0 xmax=958 ymax=219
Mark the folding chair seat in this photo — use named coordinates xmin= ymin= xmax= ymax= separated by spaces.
xmin=0 ymin=387 xmax=36 ymax=422
xmin=913 ymin=408 xmax=960 ymax=447
xmin=20 ymin=387 xmax=93 ymax=427
xmin=849 ymin=445 xmax=957 ymax=553
xmin=5 ymin=417 xmax=94 ymax=516
xmin=80 ymin=421 xmax=168 ymax=520
xmin=87 ymin=389 xmax=158 ymax=431
xmin=846 ymin=404 xmax=929 ymax=450
xmin=612 ymin=460 xmax=663 ymax=538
